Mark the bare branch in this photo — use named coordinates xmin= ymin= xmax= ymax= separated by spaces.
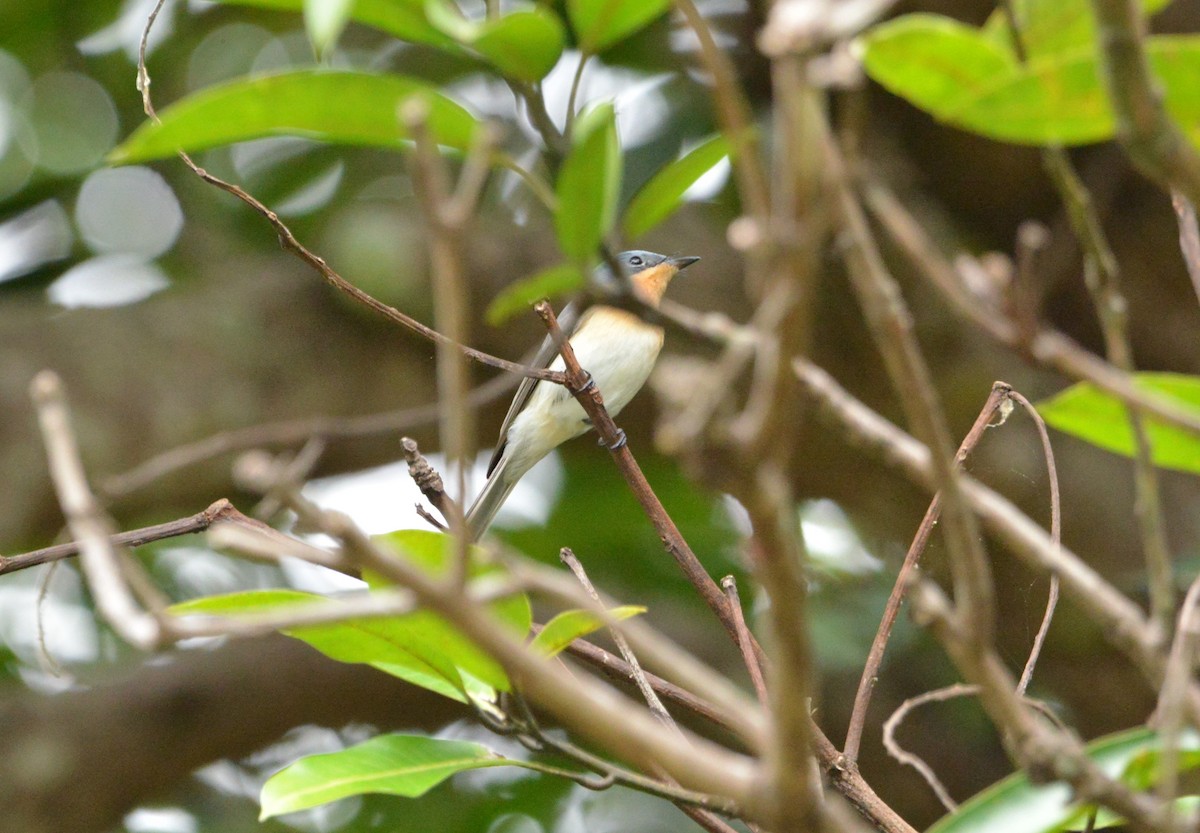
xmin=31 ymin=371 xmax=162 ymax=650
xmin=1090 ymin=0 xmax=1200 ymax=205
xmin=844 ymin=382 xmax=1010 ymax=765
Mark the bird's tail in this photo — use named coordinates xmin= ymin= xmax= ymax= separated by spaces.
xmin=464 ymin=455 xmax=517 ymax=541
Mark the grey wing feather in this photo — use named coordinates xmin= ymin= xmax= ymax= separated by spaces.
xmin=485 ymin=300 xmax=583 ymax=475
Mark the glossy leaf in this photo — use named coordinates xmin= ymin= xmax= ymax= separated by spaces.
xmin=485 ymin=264 xmax=583 ymax=325
xmin=554 ymin=102 xmax=621 ymax=263
xmin=170 ymin=589 xmax=472 ymax=701
xmin=860 ymin=15 xmax=1200 ymax=147
xmin=304 ymin=0 xmax=355 ymax=56
xmin=170 ymin=530 xmax=531 ymax=703
xmin=110 ymin=71 xmax=478 ymax=163
xmin=426 ymin=1 xmax=565 ymax=82
xmin=567 ymin=0 xmax=671 ymax=52
xmin=622 ymin=135 xmax=729 ymax=239
xmin=213 ymin=0 xmax=456 ymax=49
xmin=928 ymin=728 xmax=1200 ymax=833
xmin=531 ymin=605 xmax=645 ymax=657
xmin=260 ymin=734 xmax=516 ymax=818
xmin=1037 ymin=373 xmax=1200 ymax=475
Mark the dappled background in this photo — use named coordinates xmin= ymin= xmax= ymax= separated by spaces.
xmin=3 ymin=0 xmax=1200 ymax=831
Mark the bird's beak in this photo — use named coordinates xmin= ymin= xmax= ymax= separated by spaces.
xmin=668 ymin=255 xmax=700 ymax=271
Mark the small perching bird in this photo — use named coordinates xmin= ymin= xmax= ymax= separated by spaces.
xmin=465 ymin=250 xmax=699 ymax=539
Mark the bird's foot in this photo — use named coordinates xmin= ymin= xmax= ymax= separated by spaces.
xmin=600 ymin=428 xmax=627 ymax=450
xmin=574 ymin=372 xmax=596 ymax=394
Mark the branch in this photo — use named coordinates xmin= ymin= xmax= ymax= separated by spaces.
xmin=531 ymin=301 xmax=753 ymax=663
xmin=822 ymin=118 xmax=995 ymax=646
xmin=31 ymin=371 xmax=162 ymax=650
xmin=1090 ymin=0 xmax=1200 ymax=206
xmin=1 ymin=498 xmax=244 ymax=576
xmin=862 ymin=180 xmax=1200 ymax=438
xmin=843 ymin=383 xmax=1011 ymax=765
xmin=793 ymin=358 xmax=1199 ymax=718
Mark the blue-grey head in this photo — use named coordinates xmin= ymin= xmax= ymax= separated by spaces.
xmin=594 ymin=250 xmax=700 ymax=305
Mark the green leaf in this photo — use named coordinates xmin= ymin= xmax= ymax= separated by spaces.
xmin=928 ymin=728 xmax=1200 ymax=833
xmin=554 ymin=102 xmax=621 ymax=263
xmin=980 ymin=0 xmax=1172 ymax=60
xmin=1037 ymin=373 xmax=1200 ymax=475
xmin=426 ymin=1 xmax=566 ymax=82
xmin=860 ymin=15 xmax=1200 ymax=147
xmin=485 ymin=264 xmax=584 ymax=326
xmin=304 ymin=0 xmax=356 ymax=56
xmin=171 ymin=531 xmax=531 ymax=704
xmin=473 ymin=9 xmax=566 ymax=81
xmin=858 ymin=15 xmax=1020 ymax=121
xmin=213 ymin=0 xmax=457 ymax=49
xmin=531 ymin=605 xmax=645 ymax=657
xmin=170 ymin=589 xmax=471 ymax=701
xmin=260 ymin=734 xmax=516 ymax=818
xmin=110 ymin=70 xmax=479 ymax=164
xmin=622 ymin=135 xmax=729 ymax=239
xmin=566 ymin=0 xmax=671 ymax=52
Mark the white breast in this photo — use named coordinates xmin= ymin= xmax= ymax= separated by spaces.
xmin=499 ymin=309 xmax=664 ymax=481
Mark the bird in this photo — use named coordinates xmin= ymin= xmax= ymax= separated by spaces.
xmin=464 ymin=250 xmax=699 ymax=539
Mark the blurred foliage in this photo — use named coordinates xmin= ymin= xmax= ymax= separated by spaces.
xmin=6 ymin=0 xmax=1200 ymax=831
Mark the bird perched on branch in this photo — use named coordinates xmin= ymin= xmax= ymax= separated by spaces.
xmin=465 ymin=250 xmax=700 ymax=539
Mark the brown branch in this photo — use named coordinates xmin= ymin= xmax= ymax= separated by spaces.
xmin=843 ymin=382 xmax=1010 ymax=765
xmin=793 ymin=358 xmax=1200 ymax=719
xmin=1 ymin=498 xmax=248 ymax=576
xmin=863 ymin=180 xmax=1200 ymax=438
xmin=400 ymin=437 xmax=458 ymax=524
xmin=30 ymin=372 xmax=162 ymax=650
xmin=721 ymin=576 xmax=769 ymax=709
xmin=1170 ymin=190 xmax=1200 ymax=307
xmin=1007 ymin=391 xmax=1062 ymax=695
xmin=823 ymin=119 xmax=995 ymax=647
xmin=883 ymin=684 xmax=974 ymax=811
xmin=910 ymin=579 xmax=1167 ymax=833
xmin=1090 ymin=0 xmax=1200 ymax=206
xmin=133 ymin=0 xmax=563 ymax=390
xmin=531 ymin=301 xmax=749 ymax=661
xmin=101 ymin=374 xmax=518 ymax=500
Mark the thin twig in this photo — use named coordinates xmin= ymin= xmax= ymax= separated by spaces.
xmin=822 ymin=117 xmax=995 ymax=647
xmin=883 ymin=684 xmax=973 ymax=811
xmin=721 ymin=575 xmax=769 ymax=709
xmin=862 ymin=180 xmax=1200 ymax=438
xmin=30 ymin=371 xmax=162 ymax=650
xmin=1008 ymin=391 xmax=1062 ymax=695
xmin=843 ymin=382 xmax=1010 ymax=765
xmin=100 ymin=373 xmax=518 ymax=500
xmin=909 ymin=578 xmax=1168 ymax=833
xmin=531 ymin=301 xmax=754 ymax=666
xmin=405 ymin=101 xmax=484 ymax=579
xmin=1 ymin=498 xmax=249 ymax=576
xmin=1040 ymin=145 xmax=1174 ymax=638
xmin=792 ymin=358 xmax=1199 ymax=719
xmin=1171 ymin=190 xmax=1200 ymax=307
xmin=134 ymin=1 xmax=565 ymax=387
xmin=1156 ymin=574 xmax=1200 ymax=832
xmin=560 ymin=548 xmax=679 ymax=732
xmin=400 ymin=437 xmax=458 ymax=524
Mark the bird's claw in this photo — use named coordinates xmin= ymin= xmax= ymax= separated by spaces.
xmin=600 ymin=428 xmax=627 ymax=450
xmin=575 ymin=373 xmax=596 ymax=394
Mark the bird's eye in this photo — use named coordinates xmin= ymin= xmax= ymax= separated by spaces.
xmin=628 ymin=255 xmax=644 ymax=267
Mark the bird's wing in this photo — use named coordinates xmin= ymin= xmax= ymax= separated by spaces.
xmin=486 ymin=300 xmax=586 ymax=476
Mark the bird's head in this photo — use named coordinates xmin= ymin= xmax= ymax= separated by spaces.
xmin=614 ymin=250 xmax=700 ymax=307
